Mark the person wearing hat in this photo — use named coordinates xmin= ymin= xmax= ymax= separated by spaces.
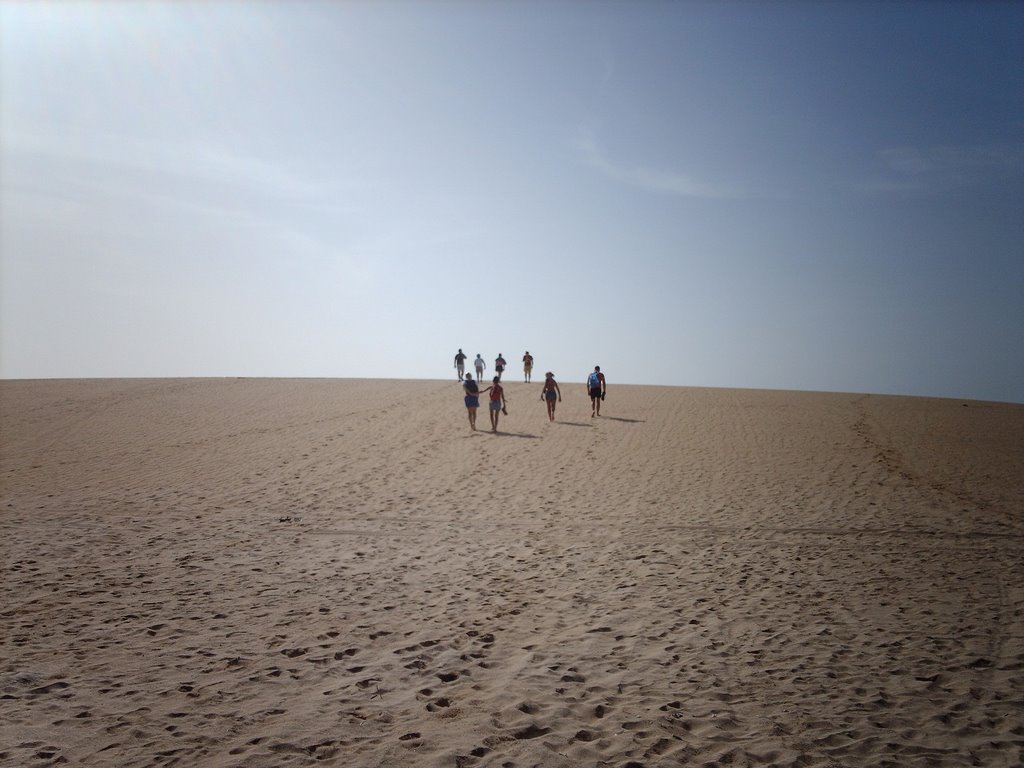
xmin=540 ymin=372 xmax=561 ymax=421
xmin=522 ymin=351 xmax=534 ymax=383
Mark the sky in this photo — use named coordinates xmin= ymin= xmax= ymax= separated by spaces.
xmin=2 ymin=1 xmax=1022 ymax=402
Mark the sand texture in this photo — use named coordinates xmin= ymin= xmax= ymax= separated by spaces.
xmin=1 ymin=378 xmax=1022 ymax=767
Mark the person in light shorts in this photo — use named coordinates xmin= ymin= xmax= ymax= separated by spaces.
xmin=479 ymin=376 xmax=507 ymax=433
xmin=522 ymin=351 xmax=534 ymax=383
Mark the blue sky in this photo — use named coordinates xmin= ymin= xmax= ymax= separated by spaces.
xmin=2 ymin=2 xmax=1022 ymax=402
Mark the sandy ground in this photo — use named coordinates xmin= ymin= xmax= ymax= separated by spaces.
xmin=1 ymin=378 xmax=1022 ymax=768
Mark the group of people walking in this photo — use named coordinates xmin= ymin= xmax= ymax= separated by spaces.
xmin=454 ymin=350 xmax=533 ymax=384
xmin=454 ymin=349 xmax=607 ymax=432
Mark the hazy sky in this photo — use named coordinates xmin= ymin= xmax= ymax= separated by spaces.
xmin=2 ymin=2 xmax=1022 ymax=402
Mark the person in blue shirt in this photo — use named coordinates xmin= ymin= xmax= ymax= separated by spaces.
xmin=462 ymin=374 xmax=480 ymax=430
xmin=587 ymin=366 xmax=606 ymax=417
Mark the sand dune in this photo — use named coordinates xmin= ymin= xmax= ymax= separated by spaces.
xmin=1 ymin=378 xmax=1022 ymax=767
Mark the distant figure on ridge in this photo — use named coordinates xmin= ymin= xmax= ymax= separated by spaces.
xmin=495 ymin=353 xmax=507 ymax=381
xmin=587 ymin=365 xmax=607 ymax=417
xmin=540 ymin=372 xmax=561 ymax=421
xmin=474 ymin=354 xmax=486 ymax=381
xmin=479 ymin=376 xmax=508 ymax=433
xmin=522 ymin=351 xmax=534 ymax=383
xmin=462 ymin=373 xmax=480 ymax=430
xmin=454 ymin=349 xmax=467 ymax=381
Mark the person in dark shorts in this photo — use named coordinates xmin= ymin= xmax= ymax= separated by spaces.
xmin=540 ymin=372 xmax=561 ymax=421
xmin=462 ymin=374 xmax=480 ymax=430
xmin=494 ymin=353 xmax=507 ymax=381
xmin=587 ymin=366 xmax=606 ymax=417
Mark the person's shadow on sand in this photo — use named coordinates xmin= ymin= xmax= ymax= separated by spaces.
xmin=603 ymin=416 xmax=645 ymax=424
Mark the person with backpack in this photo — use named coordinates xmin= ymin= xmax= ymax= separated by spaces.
xmin=479 ymin=376 xmax=508 ymax=433
xmin=462 ymin=373 xmax=481 ymax=431
xmin=587 ymin=365 xmax=606 ymax=417
xmin=494 ymin=353 xmax=507 ymax=381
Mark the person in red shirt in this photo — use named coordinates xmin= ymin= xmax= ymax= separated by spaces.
xmin=479 ymin=376 xmax=508 ymax=433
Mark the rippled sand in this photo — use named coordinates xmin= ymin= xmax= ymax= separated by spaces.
xmin=2 ymin=378 xmax=1022 ymax=767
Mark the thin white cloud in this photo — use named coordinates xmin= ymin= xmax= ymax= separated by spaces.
xmin=2 ymin=126 xmax=342 ymax=204
xmin=876 ymin=142 xmax=1024 ymax=187
xmin=851 ymin=178 xmax=925 ymax=195
xmin=574 ymin=130 xmax=743 ymax=200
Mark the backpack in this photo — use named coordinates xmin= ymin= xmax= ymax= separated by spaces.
xmin=588 ymin=372 xmax=601 ymax=388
